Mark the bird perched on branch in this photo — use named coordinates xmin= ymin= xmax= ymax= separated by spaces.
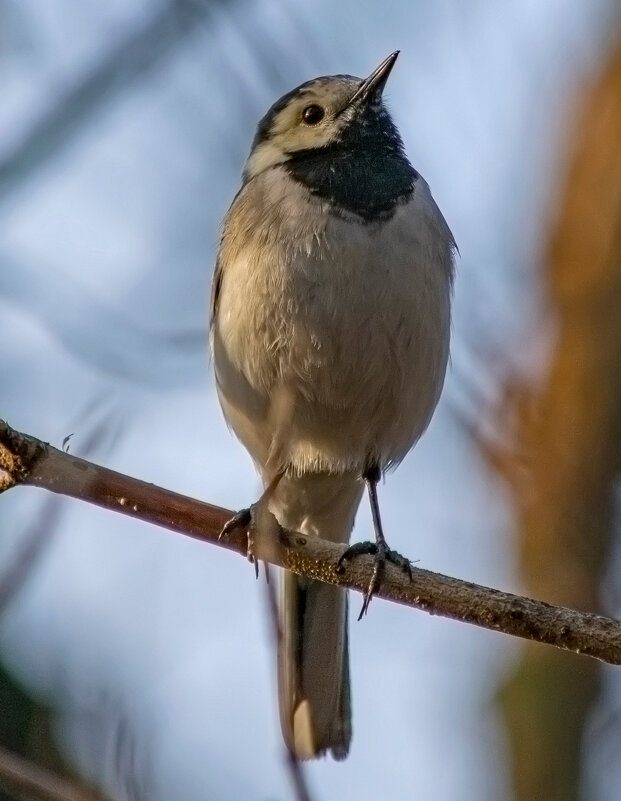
xmin=210 ymin=51 xmax=455 ymax=760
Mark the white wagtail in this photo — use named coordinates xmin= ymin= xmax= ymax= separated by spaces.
xmin=211 ymin=52 xmax=456 ymax=760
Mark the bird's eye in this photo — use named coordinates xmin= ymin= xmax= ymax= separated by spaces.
xmin=302 ymin=104 xmax=325 ymax=125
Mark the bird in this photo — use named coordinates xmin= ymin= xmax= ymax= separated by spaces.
xmin=210 ymin=51 xmax=455 ymax=761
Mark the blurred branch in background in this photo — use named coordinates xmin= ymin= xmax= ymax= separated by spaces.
xmin=0 ymin=0 xmax=218 ymax=205
xmin=2 ymin=418 xmax=621 ymax=664
xmin=0 ymin=496 xmax=59 ymax=616
xmin=0 ymin=420 xmax=146 ymax=801
xmin=467 ymin=28 xmax=621 ymax=801
xmin=0 ymin=5 xmax=225 ymax=789
xmin=0 ymin=744 xmax=108 ymax=801
xmin=0 ymin=667 xmax=64 ymax=801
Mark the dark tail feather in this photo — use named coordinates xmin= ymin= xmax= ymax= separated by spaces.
xmin=278 ymin=571 xmax=351 ymax=760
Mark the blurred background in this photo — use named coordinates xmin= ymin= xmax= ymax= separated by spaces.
xmin=1 ymin=1 xmax=621 ymax=799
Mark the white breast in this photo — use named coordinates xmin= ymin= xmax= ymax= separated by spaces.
xmin=213 ymin=167 xmax=454 ymax=476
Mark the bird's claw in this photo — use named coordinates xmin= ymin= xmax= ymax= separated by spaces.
xmin=218 ymin=507 xmax=252 ymax=541
xmin=337 ymin=538 xmax=412 ymax=620
xmin=218 ymin=507 xmax=259 ymax=578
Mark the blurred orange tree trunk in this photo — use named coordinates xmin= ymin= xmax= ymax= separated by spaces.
xmin=499 ymin=31 xmax=621 ymax=801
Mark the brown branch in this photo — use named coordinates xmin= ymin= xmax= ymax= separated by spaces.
xmin=1 ymin=418 xmax=621 ymax=664
xmin=0 ymin=744 xmax=107 ymax=801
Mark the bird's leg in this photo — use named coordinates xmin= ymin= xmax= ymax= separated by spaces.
xmin=219 ymin=470 xmax=285 ymax=577
xmin=337 ymin=464 xmax=412 ymax=619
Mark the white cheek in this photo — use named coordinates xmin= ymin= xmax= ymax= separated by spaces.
xmin=287 ymin=125 xmax=338 ymax=152
xmin=245 ymin=141 xmax=286 ymax=178
xmin=244 ymin=121 xmax=342 ymax=178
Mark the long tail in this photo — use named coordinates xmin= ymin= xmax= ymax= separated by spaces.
xmin=271 ymin=473 xmax=362 ymax=760
xmin=279 ymin=572 xmax=351 ymax=759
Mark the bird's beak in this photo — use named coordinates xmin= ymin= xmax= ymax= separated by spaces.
xmin=347 ymin=51 xmax=399 ymax=108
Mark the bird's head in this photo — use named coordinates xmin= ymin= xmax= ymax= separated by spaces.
xmin=243 ymin=52 xmax=404 ymax=183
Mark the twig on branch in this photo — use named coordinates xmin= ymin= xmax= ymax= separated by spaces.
xmin=1 ymin=418 xmax=621 ymax=664
xmin=0 ymin=744 xmax=107 ymax=801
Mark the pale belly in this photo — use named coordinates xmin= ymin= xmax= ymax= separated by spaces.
xmin=213 ymin=200 xmax=452 ymax=476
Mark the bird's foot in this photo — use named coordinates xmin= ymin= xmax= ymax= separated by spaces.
xmin=337 ymin=538 xmax=412 ymax=620
xmin=219 ymin=508 xmax=252 ymax=540
xmin=219 ymin=501 xmax=283 ymax=579
xmin=219 ymin=507 xmax=260 ymax=577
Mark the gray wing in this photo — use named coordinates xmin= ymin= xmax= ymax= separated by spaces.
xmin=211 ymin=183 xmax=248 ymax=329
xmin=209 ymin=256 xmax=223 ymax=330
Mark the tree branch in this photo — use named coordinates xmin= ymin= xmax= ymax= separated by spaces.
xmin=1 ymin=418 xmax=621 ymax=664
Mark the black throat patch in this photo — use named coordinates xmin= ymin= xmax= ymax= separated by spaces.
xmin=285 ymin=107 xmax=418 ymax=222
